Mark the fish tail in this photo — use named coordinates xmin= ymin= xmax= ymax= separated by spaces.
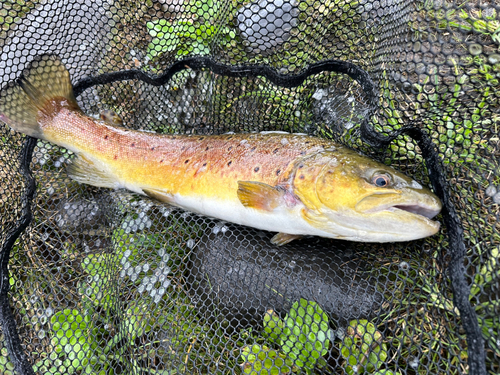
xmin=0 ymin=54 xmax=79 ymax=139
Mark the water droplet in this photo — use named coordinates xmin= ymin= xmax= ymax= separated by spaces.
xmin=493 ymin=192 xmax=500 ymax=204
xmin=154 ymin=293 xmax=162 ymax=304
xmin=37 ymin=330 xmax=46 ymax=339
xmin=399 ymin=261 xmax=410 ymax=271
xmin=187 ymin=239 xmax=196 ymax=249
xmin=409 ymin=356 xmax=419 ymax=369
xmin=45 ymin=308 xmax=54 ymax=317
xmin=485 ymin=185 xmax=497 ymax=197
xmin=143 ymin=263 xmax=150 ymax=272
xmin=488 ymin=54 xmax=500 ymax=65
xmin=468 ymin=43 xmax=482 ymax=56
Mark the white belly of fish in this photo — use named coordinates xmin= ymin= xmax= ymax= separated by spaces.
xmin=172 ymin=193 xmax=331 ymax=238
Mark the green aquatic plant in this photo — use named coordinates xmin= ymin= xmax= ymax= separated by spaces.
xmin=240 ymin=299 xmax=333 ymax=374
xmin=147 ymin=19 xmax=237 ymax=59
xmin=339 ymin=319 xmax=388 ymax=375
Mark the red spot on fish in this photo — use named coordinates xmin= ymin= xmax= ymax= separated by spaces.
xmin=114 ymin=155 xmax=118 ymax=160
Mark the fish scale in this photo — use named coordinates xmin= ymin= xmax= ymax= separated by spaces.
xmin=0 ymin=54 xmax=442 ymax=245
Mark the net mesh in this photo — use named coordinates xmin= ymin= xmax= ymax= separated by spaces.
xmin=0 ymin=0 xmax=498 ymax=374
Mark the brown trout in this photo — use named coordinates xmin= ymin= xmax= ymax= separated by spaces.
xmin=0 ymin=55 xmax=442 ymax=245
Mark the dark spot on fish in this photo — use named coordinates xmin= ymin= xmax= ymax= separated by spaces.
xmin=199 ymin=137 xmax=204 ymax=140
xmin=151 ymin=147 xmax=155 ymax=151
xmin=273 ymin=148 xmax=279 ymax=154
xmin=185 ymin=159 xmax=190 ymax=164
xmin=131 ymin=143 xmax=135 ymax=147
xmin=203 ymin=163 xmax=207 ymax=167
xmin=228 ymin=161 xmax=232 ymax=167
xmin=298 ymin=164 xmax=304 ymax=169
xmin=276 ymin=169 xmax=281 ymax=175
xmin=299 ymin=174 xmax=305 ymax=180
xmin=228 ymin=146 xmax=233 ymax=151
xmin=205 ymin=147 xmax=209 ymax=151
xmin=305 ymin=141 xmax=310 ymax=144
xmin=181 ymin=146 xmax=186 ymax=151
xmin=160 ymin=159 xmax=164 ymax=163
xmin=300 ymin=151 xmax=306 ymax=156
xmin=104 ymin=135 xmax=109 ymax=140
xmin=250 ymin=146 xmax=256 ymax=151
xmin=254 ymin=167 xmax=260 ymax=172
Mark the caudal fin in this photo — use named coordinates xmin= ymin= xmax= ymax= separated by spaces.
xmin=0 ymin=54 xmax=78 ymax=139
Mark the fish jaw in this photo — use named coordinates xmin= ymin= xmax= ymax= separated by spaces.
xmin=306 ymin=206 xmax=441 ymax=242
xmin=298 ymin=187 xmax=442 ymax=242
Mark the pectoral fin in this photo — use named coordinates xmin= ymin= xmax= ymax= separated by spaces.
xmin=271 ymin=233 xmax=303 ymax=246
xmin=237 ymin=181 xmax=285 ymax=212
xmin=67 ymin=155 xmax=117 ymax=188
xmin=301 ymin=208 xmax=328 ymax=228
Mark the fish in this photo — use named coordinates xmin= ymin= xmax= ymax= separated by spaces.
xmin=0 ymin=54 xmax=442 ymax=245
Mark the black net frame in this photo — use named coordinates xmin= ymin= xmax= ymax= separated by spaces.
xmin=0 ymin=0 xmax=498 ymax=375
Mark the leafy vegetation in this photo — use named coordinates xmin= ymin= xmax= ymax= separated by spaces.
xmin=240 ymin=299 xmax=333 ymax=374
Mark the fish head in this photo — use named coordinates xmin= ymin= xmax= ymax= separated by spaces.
xmin=292 ymin=148 xmax=442 ymax=242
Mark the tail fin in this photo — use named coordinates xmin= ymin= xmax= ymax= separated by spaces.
xmin=0 ymin=54 xmax=78 ymax=139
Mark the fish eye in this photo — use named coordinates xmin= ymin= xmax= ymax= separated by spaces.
xmin=372 ymin=174 xmax=391 ymax=187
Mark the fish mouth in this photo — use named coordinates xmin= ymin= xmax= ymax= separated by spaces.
xmin=391 ymin=204 xmax=440 ymax=219
xmin=356 ymin=193 xmax=442 ymax=221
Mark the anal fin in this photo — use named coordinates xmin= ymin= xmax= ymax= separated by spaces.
xmin=67 ymin=155 xmax=117 ymax=188
xmin=237 ymin=181 xmax=285 ymax=212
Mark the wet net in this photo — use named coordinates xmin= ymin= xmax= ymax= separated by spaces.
xmin=0 ymin=0 xmax=498 ymax=374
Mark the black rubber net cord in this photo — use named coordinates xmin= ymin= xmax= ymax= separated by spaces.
xmin=0 ymin=136 xmax=37 ymax=375
xmin=0 ymin=56 xmax=486 ymax=375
